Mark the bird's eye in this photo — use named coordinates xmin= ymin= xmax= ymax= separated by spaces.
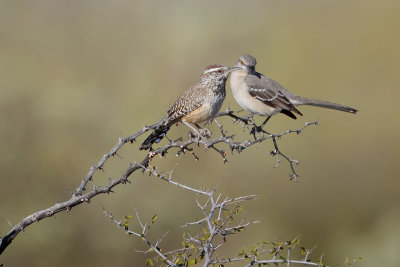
xmin=218 ymin=69 xmax=223 ymax=74
xmin=240 ymin=60 xmax=244 ymax=65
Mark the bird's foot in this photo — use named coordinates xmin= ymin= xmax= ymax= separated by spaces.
xmin=250 ymin=125 xmax=271 ymax=139
xmin=199 ymin=128 xmax=212 ymax=138
xmin=250 ymin=125 xmax=262 ymax=135
xmin=250 ymin=116 xmax=271 ymax=138
xmin=250 ymin=125 xmax=263 ymax=139
xmin=188 ymin=129 xmax=210 ymax=146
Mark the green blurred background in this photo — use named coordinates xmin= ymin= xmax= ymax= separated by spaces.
xmin=1 ymin=0 xmax=399 ymax=266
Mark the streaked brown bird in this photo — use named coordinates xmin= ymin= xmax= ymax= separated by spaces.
xmin=140 ymin=64 xmax=236 ymax=150
xmin=230 ymin=54 xmax=357 ymax=128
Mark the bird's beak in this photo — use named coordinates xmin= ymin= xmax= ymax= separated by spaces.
xmin=224 ymin=67 xmax=241 ymax=77
xmin=228 ymin=66 xmax=242 ymax=73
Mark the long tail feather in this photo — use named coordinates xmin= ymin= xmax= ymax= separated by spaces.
xmin=295 ymin=96 xmax=358 ymax=113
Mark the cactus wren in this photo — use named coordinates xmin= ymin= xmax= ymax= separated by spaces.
xmin=230 ymin=54 xmax=357 ymax=127
xmin=140 ymin=64 xmax=235 ymax=150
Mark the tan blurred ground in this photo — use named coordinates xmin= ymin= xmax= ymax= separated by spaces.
xmin=1 ymin=0 xmax=399 ymax=266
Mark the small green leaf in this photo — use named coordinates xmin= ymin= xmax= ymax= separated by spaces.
xmin=237 ymin=247 xmax=247 ymax=256
xmin=146 ymin=258 xmax=154 ymax=266
xmin=235 ymin=227 xmax=244 ymax=232
xmin=151 ymin=214 xmax=158 ymax=223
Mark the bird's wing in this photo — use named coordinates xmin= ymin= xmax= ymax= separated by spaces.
xmin=244 ymin=73 xmax=303 ymax=116
xmin=166 ymin=84 xmax=208 ymax=124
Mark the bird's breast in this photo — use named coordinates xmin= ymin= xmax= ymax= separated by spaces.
xmin=230 ymin=72 xmax=280 ymax=116
xmin=181 ymin=91 xmax=225 ymax=124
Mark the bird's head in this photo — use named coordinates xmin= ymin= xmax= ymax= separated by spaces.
xmin=233 ymin=54 xmax=257 ymax=74
xmin=201 ymin=64 xmax=237 ymax=82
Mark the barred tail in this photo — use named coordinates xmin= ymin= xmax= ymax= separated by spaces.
xmin=139 ymin=125 xmax=170 ymax=150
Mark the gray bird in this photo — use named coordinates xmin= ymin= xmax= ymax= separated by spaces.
xmin=140 ymin=64 xmax=235 ymax=150
xmin=230 ymin=54 xmax=357 ymax=127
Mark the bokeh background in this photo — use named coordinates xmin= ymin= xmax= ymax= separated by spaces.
xmin=1 ymin=0 xmax=399 ymax=266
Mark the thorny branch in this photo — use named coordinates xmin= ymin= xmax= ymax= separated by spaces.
xmin=0 ymin=109 xmax=318 ymax=255
xmin=105 ymin=165 xmax=327 ymax=266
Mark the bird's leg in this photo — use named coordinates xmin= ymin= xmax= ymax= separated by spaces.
xmin=213 ymin=118 xmax=225 ymax=135
xmin=258 ymin=116 xmax=272 ymax=136
xmin=247 ymin=115 xmax=260 ymax=139
xmin=260 ymin=116 xmax=271 ymax=129
xmin=183 ymin=122 xmax=205 ymax=145
xmin=183 ymin=121 xmax=200 ymax=136
xmin=249 ymin=115 xmax=259 ymax=137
